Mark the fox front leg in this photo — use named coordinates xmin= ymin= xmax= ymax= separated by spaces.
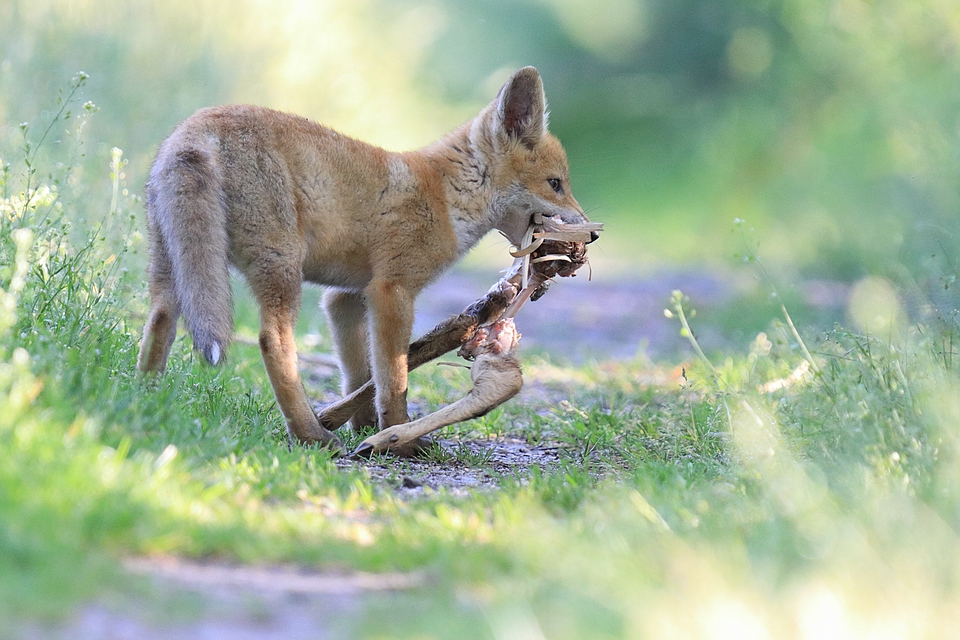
xmin=365 ymin=279 xmax=416 ymax=430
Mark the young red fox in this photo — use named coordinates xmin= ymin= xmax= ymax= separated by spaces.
xmin=137 ymin=66 xmax=596 ymax=451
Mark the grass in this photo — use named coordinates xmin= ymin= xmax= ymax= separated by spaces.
xmin=4 ymin=79 xmax=960 ymax=638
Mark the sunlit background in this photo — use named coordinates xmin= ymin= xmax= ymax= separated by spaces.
xmin=3 ymin=0 xmax=959 ymax=286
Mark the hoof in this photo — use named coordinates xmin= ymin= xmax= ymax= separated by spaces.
xmin=349 ymin=435 xmax=435 ymax=459
xmin=391 ymin=436 xmax=435 ymax=458
xmin=350 ymin=442 xmax=375 ymax=459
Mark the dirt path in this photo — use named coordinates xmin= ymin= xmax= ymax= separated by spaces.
xmin=19 ymin=563 xmax=386 ymax=640
xmin=343 ymin=435 xmax=565 ymax=494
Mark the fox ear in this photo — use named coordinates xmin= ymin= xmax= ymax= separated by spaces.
xmin=494 ymin=67 xmax=548 ymax=149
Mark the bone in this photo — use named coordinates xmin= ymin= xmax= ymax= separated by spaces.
xmin=316 ymin=265 xmax=523 ymax=431
xmin=500 ymin=272 xmax=549 ymax=320
xmin=534 ymin=230 xmax=594 ymax=243
xmin=351 ymin=350 xmax=523 ymax=457
xmin=509 ymin=236 xmax=544 ymax=258
xmin=352 ymin=319 xmax=522 ymax=457
xmin=540 ymin=217 xmax=604 ymax=233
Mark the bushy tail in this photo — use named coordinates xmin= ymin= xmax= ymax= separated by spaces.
xmin=148 ymin=143 xmax=233 ymax=365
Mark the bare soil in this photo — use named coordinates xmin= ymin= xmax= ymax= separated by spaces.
xmin=342 ymin=436 xmax=564 ymax=495
xmin=18 ymin=560 xmax=389 ymax=640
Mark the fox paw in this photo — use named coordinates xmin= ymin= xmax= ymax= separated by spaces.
xmin=293 ymin=427 xmax=344 ymax=454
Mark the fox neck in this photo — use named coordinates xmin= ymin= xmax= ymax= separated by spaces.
xmin=417 ymin=123 xmax=501 ymax=258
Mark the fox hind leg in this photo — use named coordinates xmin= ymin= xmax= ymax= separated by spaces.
xmin=323 ymin=288 xmax=377 ymax=430
xmin=253 ymin=262 xmax=342 ymax=450
xmin=137 ymin=229 xmax=181 ymax=374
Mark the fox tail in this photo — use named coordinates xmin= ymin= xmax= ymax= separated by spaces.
xmin=147 ymin=143 xmax=233 ymax=365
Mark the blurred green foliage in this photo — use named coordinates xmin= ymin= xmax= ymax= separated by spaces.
xmin=2 ymin=0 xmax=959 ymax=291
xmin=423 ymin=0 xmax=960 ymax=284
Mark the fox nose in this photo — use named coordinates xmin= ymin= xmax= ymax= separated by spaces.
xmin=588 ymin=230 xmax=599 ymax=244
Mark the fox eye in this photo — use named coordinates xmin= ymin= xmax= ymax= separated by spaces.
xmin=547 ymin=178 xmax=564 ymax=195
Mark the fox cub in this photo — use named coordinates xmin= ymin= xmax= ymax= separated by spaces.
xmin=137 ymin=66 xmax=594 ymax=451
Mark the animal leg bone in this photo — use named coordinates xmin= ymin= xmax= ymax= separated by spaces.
xmin=351 ymin=320 xmax=523 ymax=457
xmin=316 ymin=267 xmax=522 ymax=431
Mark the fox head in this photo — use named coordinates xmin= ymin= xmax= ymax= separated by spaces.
xmin=472 ymin=67 xmax=596 ymax=247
